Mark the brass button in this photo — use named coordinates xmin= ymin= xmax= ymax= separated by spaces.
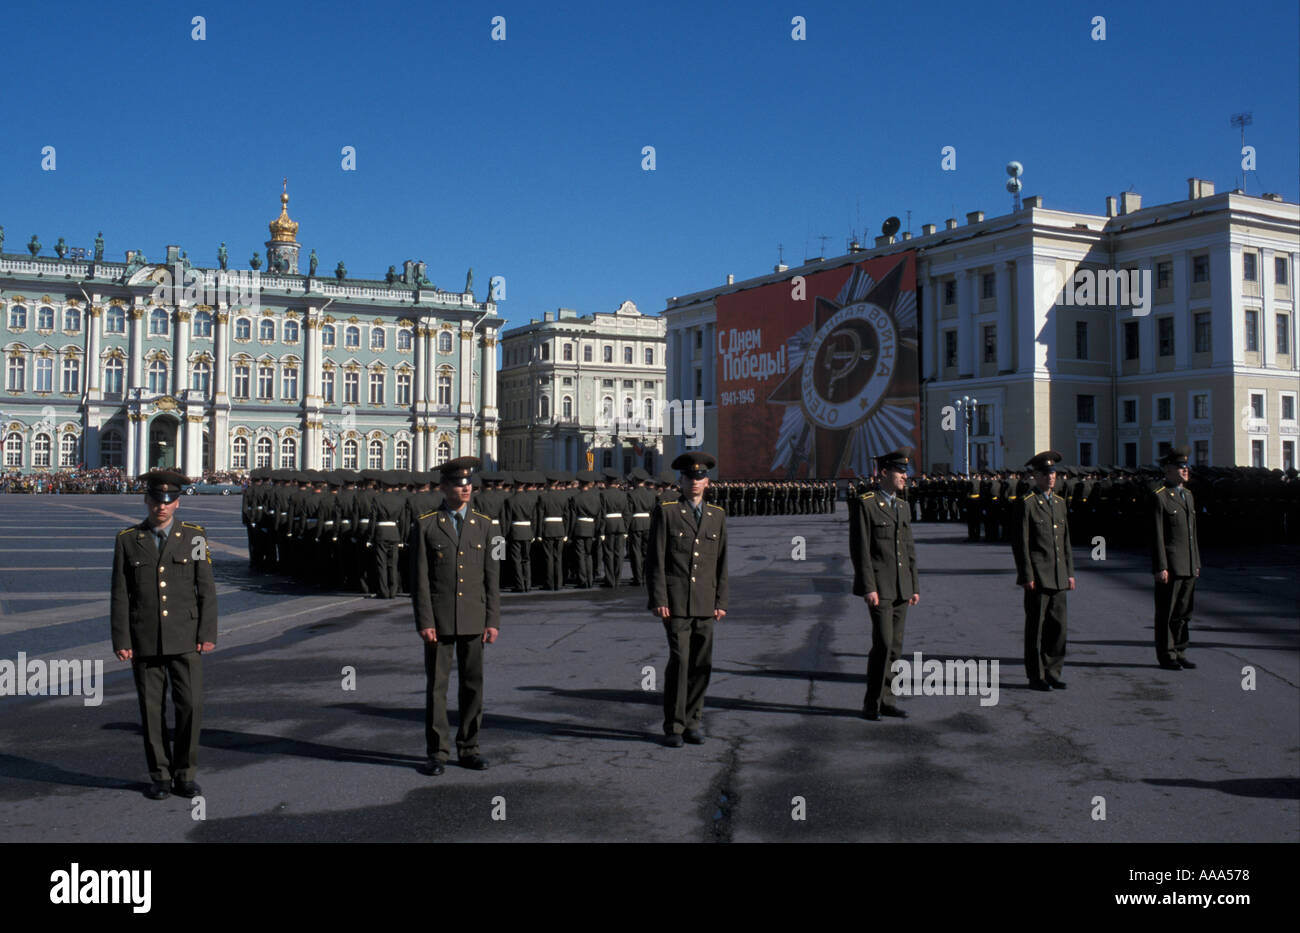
xmin=162 ymin=610 xmax=168 ymax=617
xmin=158 ymin=566 xmax=165 ymax=573
xmin=690 ymin=576 xmax=696 ymax=582
xmin=159 ymin=581 xmax=167 ymax=588
xmin=457 ymin=591 xmax=462 ymax=596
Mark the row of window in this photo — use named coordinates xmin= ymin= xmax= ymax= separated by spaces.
xmin=5 ymin=306 xmax=83 ymax=332
xmin=505 ymin=342 xmax=656 ymax=367
xmin=526 ymin=395 xmax=659 ymax=423
xmin=2 ymin=432 xmax=80 ymax=468
xmin=1080 ymin=391 xmax=1297 ymax=426
xmin=5 ymin=357 xmax=82 ymax=394
xmin=940 ymin=310 xmax=1293 ymax=368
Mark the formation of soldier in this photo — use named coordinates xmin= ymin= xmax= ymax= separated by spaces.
xmin=240 ymin=465 xmax=691 ymax=596
xmin=901 ymin=465 xmax=1300 ymax=546
xmin=705 ymin=479 xmax=838 ymax=516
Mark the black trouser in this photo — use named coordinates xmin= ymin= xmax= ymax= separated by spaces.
xmin=627 ymin=530 xmax=648 ymax=584
xmin=602 ymin=532 xmax=625 ymax=587
xmin=1024 ymin=586 xmax=1067 ymax=682
xmin=132 ymin=652 xmax=203 ymax=783
xmin=541 ymin=536 xmax=564 ymax=589
xmin=865 ymin=598 xmax=909 ymax=713
xmin=509 ymin=539 xmax=531 ymax=591
xmin=663 ymin=616 xmax=714 ymax=735
xmin=424 ymin=635 xmax=484 ymax=761
xmin=572 ymin=537 xmax=594 ymax=587
xmin=1154 ymin=576 xmax=1196 ymax=665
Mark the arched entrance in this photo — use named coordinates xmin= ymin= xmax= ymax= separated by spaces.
xmin=148 ymin=416 xmax=179 ymax=470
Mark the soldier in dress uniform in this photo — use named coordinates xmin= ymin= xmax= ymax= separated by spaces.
xmin=539 ymin=471 xmax=571 ymax=590
xmin=410 ymin=457 xmax=499 ymax=774
xmin=368 ymin=472 xmax=410 ymax=598
xmin=505 ymin=471 xmax=540 ymax=592
xmin=600 ymin=468 xmax=630 ymax=587
xmin=1011 ymin=450 xmax=1075 ymax=691
xmin=850 ymin=449 xmax=920 ymax=720
xmin=569 ymin=471 xmax=602 ymax=587
xmin=626 ymin=468 xmax=656 ymax=586
xmin=647 ymin=452 xmax=728 ymax=747
xmin=110 ymin=469 xmax=218 ymax=800
xmin=1151 ymin=446 xmax=1201 ymax=671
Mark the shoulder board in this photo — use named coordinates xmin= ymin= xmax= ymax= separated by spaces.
xmin=471 ymin=510 xmax=491 ymax=521
xmin=418 ymin=510 xmax=440 ymax=520
xmin=660 ymin=499 xmax=679 ymax=506
xmin=706 ymin=504 xmax=725 ymax=513
xmin=118 ymin=526 xmax=136 ymax=535
xmin=181 ymin=521 xmax=205 ymax=529
xmin=860 ymin=492 xmax=875 ymax=500
xmin=1154 ymin=486 xmax=1166 ymax=493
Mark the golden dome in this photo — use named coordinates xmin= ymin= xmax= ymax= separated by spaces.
xmin=268 ymin=179 xmax=299 ymax=243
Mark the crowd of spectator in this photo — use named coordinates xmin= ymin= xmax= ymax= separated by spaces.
xmin=0 ymin=468 xmax=248 ymax=494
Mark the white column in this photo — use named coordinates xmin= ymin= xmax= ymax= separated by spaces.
xmin=414 ymin=323 xmax=427 ymax=403
xmin=133 ymin=413 xmax=149 ymax=473
xmin=1218 ymin=246 xmax=1239 ymax=366
xmin=1020 ymin=257 xmax=1054 ymax=374
xmin=481 ymin=328 xmax=498 ymax=418
xmin=213 ymin=309 xmax=230 ymax=399
xmin=958 ymin=270 xmax=976 ymax=376
xmin=996 ymin=261 xmax=1013 ymax=373
xmin=183 ymin=414 xmax=202 ymax=476
xmin=458 ymin=322 xmax=474 ymax=414
xmin=87 ymin=304 xmax=103 ymax=393
xmin=1261 ymin=248 xmax=1275 ymax=367
xmin=174 ymin=310 xmax=191 ymax=396
xmin=129 ymin=305 xmax=145 ymax=390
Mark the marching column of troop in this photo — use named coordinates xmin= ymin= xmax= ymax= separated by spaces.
xmin=905 ymin=465 xmax=1300 ymax=547
xmin=241 ymin=465 xmax=696 ymax=596
xmin=705 ymin=479 xmax=838 ymax=516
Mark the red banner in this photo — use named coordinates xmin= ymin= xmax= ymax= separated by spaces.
xmin=715 ymin=252 xmax=919 ymax=479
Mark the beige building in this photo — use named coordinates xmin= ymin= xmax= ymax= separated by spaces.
xmin=662 ymin=179 xmax=1299 ymax=475
xmin=498 ymin=300 xmax=667 ymax=473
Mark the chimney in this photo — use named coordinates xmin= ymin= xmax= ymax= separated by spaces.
xmin=543 ymin=311 xmax=554 ymax=322
xmin=849 ymin=238 xmax=862 ymax=252
xmin=1022 ymin=195 xmax=1042 ymax=209
xmin=1263 ymin=192 xmax=1283 ymax=201
xmin=945 ymin=218 xmax=958 ymax=230
xmin=966 ymin=211 xmax=984 ymax=225
xmin=1187 ymin=178 xmax=1215 ymax=199
xmin=726 ymin=274 xmax=735 ymax=285
xmin=1120 ymin=192 xmax=1142 ymax=214
xmin=922 ymin=223 xmax=937 ymax=236
xmin=773 ymin=263 xmax=788 ymax=273
xmin=1105 ymin=196 xmax=1118 ymax=217
xmin=902 ymin=231 xmax=912 ymax=240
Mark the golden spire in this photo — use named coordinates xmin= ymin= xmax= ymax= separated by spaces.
xmin=268 ymin=177 xmax=299 ymax=243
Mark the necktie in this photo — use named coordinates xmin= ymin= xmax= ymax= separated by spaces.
xmin=693 ymin=505 xmax=702 ymax=525
xmin=453 ymin=510 xmax=462 ymax=535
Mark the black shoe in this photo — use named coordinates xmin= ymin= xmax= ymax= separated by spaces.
xmin=171 ymin=779 xmax=201 ymax=798
xmin=880 ymin=706 xmax=908 ymax=718
xmin=683 ymin=728 xmax=704 ymax=745
xmin=1158 ymin=661 xmax=1183 ymax=671
xmin=663 ymin=733 xmax=684 ymax=748
xmin=1176 ymin=658 xmax=1196 ymax=669
xmin=422 ymin=758 xmax=446 ymax=776
xmin=860 ymin=708 xmax=880 ymax=721
xmin=1029 ymin=679 xmax=1053 ymax=691
xmin=144 ymin=781 xmax=170 ymax=800
xmin=1045 ymin=675 xmax=1067 ymax=690
xmin=459 ymin=754 xmax=489 ymax=771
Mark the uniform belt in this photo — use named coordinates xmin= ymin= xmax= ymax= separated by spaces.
xmin=359 ymin=518 xmax=370 ymax=524
xmin=604 ymin=512 xmax=622 ymax=518
xmin=544 ymin=517 xmax=564 ymax=522
xmin=632 ymin=512 xmax=650 ymax=518
xmin=511 ymin=521 xmax=532 ymax=526
xmin=323 ymin=521 xmax=334 ymax=526
xmin=377 ymin=521 xmax=397 ymax=526
xmin=578 ymin=517 xmax=595 ymax=522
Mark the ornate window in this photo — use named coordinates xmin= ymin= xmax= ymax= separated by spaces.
xmin=257 ymin=364 xmax=274 ymax=399
xmin=322 ymin=324 xmax=336 ymax=348
xmin=437 ymin=439 xmax=451 ymax=462
xmin=283 ymin=320 xmax=300 ymax=344
xmin=36 ymin=357 xmax=54 ymax=392
xmin=37 ymin=306 xmax=55 ymax=330
xmin=233 ymin=362 xmax=250 ymax=399
xmin=3 ymin=432 xmax=22 ymax=467
xmin=437 ymin=330 xmax=453 ymax=353
xmin=104 ymin=358 xmax=124 ymax=398
xmin=645 ymin=347 xmax=654 ymax=365
xmin=344 ymin=370 xmax=359 ymax=404
xmin=436 ymin=368 xmax=453 ymax=406
xmin=234 ymin=317 xmax=252 ymax=341
xmin=321 ymin=368 xmax=335 ymax=404
xmin=370 ymin=327 xmax=385 ymax=351
xmin=345 ymin=326 xmax=360 ymax=349
xmin=191 ymin=360 xmax=211 ymax=397
xmin=64 ymin=308 xmax=82 ymax=332
xmin=104 ymin=306 xmax=125 ymax=334
xmin=395 ymin=439 xmax=411 ymax=470
xmin=259 ymin=319 xmax=275 ymax=342
xmin=61 ymin=358 xmax=80 ymax=394
xmin=342 ymin=438 xmax=359 ymax=469
xmin=32 ymin=433 xmax=51 ymax=468
xmin=396 ymin=371 xmax=412 ymax=406
xmin=539 ymin=395 xmax=550 ymax=419
xmin=368 ymin=371 xmax=384 ymax=405
xmin=6 ymin=355 xmax=24 ymax=391
xmin=7 ymin=306 xmax=27 ymax=330
xmin=100 ymin=428 xmax=123 ymax=467
xmin=231 ymin=436 xmax=249 ymax=470
xmin=282 ymin=366 xmax=299 ymax=401
xmin=149 ymin=308 xmax=169 ymax=336
xmin=367 ymin=438 xmax=384 ymax=469
xmin=562 ymin=396 xmax=573 ymax=418
xmin=280 ymin=436 xmax=297 ymax=469
xmin=397 ymin=328 xmax=412 ymax=350
xmin=255 ymin=436 xmax=273 ymax=469
xmin=148 ymin=360 xmax=167 ymax=394
xmin=59 ymin=432 xmax=78 ymax=467
xmin=192 ymin=311 xmax=213 ymax=338
xmin=320 ymin=439 xmax=334 ymax=471
xmin=644 ymin=397 xmax=654 ymax=422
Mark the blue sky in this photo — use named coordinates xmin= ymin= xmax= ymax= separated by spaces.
xmin=2 ymin=0 xmax=1296 ymax=331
